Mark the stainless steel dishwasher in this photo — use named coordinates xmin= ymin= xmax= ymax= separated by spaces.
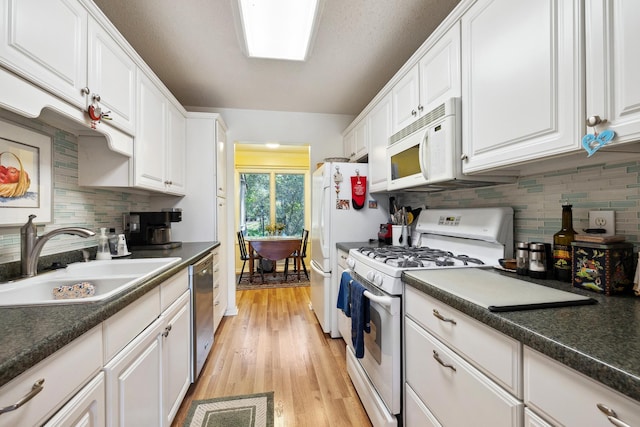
xmin=189 ymin=253 xmax=214 ymax=382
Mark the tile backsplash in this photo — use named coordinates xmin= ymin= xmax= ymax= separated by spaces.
xmin=400 ymin=161 xmax=640 ymax=248
xmin=0 ymin=114 xmax=150 ymax=266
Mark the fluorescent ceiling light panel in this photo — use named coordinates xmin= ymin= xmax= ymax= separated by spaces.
xmin=239 ymin=0 xmax=318 ymax=61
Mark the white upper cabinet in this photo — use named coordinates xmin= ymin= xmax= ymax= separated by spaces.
xmin=418 ymin=22 xmax=461 ymax=116
xmin=135 ymin=72 xmax=167 ymax=191
xmin=0 ymin=0 xmax=137 ymax=134
xmin=216 ymin=119 xmax=227 ymax=198
xmin=343 ymin=128 xmax=355 ymax=159
xmin=392 ymin=22 xmax=461 ymax=134
xmin=392 ymin=66 xmax=421 ymax=133
xmin=166 ymin=102 xmax=186 ymax=195
xmin=368 ymin=93 xmax=392 ymax=192
xmin=343 ymin=119 xmax=368 ymax=162
xmin=585 ymin=0 xmax=640 ymax=146
xmin=460 ymin=0 xmax=583 ymax=173
xmin=0 ymin=0 xmax=88 ymax=107
xmin=87 ymin=17 xmax=136 ymax=135
xmin=135 ymin=72 xmax=185 ymax=195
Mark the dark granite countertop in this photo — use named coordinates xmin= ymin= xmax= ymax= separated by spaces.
xmin=403 ymin=268 xmax=640 ymax=402
xmin=0 ymin=241 xmax=218 ymax=388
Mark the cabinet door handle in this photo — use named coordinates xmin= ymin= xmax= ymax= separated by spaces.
xmin=432 ymin=350 xmax=456 ymax=372
xmin=0 ymin=378 xmax=45 ymax=415
xmin=162 ymin=324 xmax=172 ymax=338
xmin=418 ymin=105 xmax=424 ymax=112
xmin=587 ymin=115 xmax=606 ymax=127
xmin=597 ymin=403 xmax=631 ymax=427
xmin=433 ymin=309 xmax=457 ymax=325
xmin=411 ymin=109 xmax=417 ymax=117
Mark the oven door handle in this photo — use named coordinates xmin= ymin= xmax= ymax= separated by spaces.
xmin=363 ymin=290 xmax=394 ymax=307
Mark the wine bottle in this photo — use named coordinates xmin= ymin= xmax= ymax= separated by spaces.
xmin=553 ymin=203 xmax=576 ymax=282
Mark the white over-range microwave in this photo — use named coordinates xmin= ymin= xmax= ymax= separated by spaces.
xmin=387 ymin=98 xmax=514 ymax=191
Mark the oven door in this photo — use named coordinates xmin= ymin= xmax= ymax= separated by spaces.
xmin=346 ymin=284 xmax=401 ymax=416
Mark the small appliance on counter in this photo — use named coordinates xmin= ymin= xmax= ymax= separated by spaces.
xmin=378 ymin=223 xmax=392 ymax=244
xmin=125 ymin=209 xmax=183 ymax=250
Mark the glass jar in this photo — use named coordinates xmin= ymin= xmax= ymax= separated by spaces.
xmin=528 ymin=242 xmax=547 ymax=279
xmin=516 ymin=242 xmax=529 ymax=276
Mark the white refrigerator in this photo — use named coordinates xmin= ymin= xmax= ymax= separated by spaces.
xmin=310 ymin=162 xmax=388 ymax=337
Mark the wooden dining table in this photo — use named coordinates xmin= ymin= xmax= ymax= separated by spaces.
xmin=245 ymin=236 xmax=302 ymax=282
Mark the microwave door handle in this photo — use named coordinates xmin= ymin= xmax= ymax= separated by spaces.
xmin=418 ymin=130 xmax=429 ymax=181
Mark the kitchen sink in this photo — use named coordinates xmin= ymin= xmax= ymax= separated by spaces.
xmin=0 ymin=257 xmax=182 ymax=307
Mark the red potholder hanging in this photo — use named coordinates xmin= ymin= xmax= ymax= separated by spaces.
xmin=351 ymin=174 xmax=366 ymax=210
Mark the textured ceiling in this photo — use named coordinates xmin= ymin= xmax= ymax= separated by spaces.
xmin=93 ymin=0 xmax=460 ymax=116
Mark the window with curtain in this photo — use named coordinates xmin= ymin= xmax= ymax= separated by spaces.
xmin=240 ymin=172 xmax=305 ymax=237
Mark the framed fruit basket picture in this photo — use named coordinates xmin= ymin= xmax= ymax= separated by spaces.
xmin=0 ymin=118 xmax=52 ymax=226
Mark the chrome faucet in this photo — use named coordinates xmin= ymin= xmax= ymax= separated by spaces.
xmin=20 ymin=214 xmax=96 ymax=277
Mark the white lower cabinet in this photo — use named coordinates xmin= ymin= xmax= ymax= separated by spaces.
xmin=524 ymin=408 xmax=552 ymax=427
xmin=405 ymin=317 xmax=523 ymax=426
xmin=104 ymin=287 xmax=191 ymax=427
xmin=212 ymin=246 xmax=226 ymax=333
xmin=0 ymin=326 xmax=103 ymax=427
xmin=162 ymin=291 xmax=192 ymax=426
xmin=0 ymin=268 xmax=193 ymax=427
xmin=43 ymin=372 xmax=106 ymax=427
xmin=524 ymin=346 xmax=640 ymax=427
xmin=404 ymin=384 xmax=442 ymax=427
xmin=104 ymin=313 xmax=164 ymax=427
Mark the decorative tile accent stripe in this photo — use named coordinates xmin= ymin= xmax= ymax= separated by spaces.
xmin=400 ymin=161 xmax=640 ymax=247
xmin=0 ymin=116 xmax=150 ymax=265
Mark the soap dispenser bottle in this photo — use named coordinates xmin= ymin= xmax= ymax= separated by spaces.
xmin=96 ymin=227 xmax=112 ymax=260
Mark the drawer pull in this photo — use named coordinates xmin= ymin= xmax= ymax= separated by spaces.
xmin=432 ymin=350 xmax=456 ymax=372
xmin=162 ymin=324 xmax=172 ymax=338
xmin=597 ymin=404 xmax=631 ymax=427
xmin=0 ymin=378 xmax=45 ymax=415
xmin=433 ymin=309 xmax=457 ymax=325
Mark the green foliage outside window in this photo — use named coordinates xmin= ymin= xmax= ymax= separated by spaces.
xmin=242 ymin=172 xmax=305 ymax=237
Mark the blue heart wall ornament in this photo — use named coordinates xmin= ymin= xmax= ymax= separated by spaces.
xmin=582 ymin=129 xmax=615 ymax=157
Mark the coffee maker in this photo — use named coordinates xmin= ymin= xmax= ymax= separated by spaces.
xmin=126 ymin=209 xmax=182 ymax=249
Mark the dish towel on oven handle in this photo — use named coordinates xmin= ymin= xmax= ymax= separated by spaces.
xmin=337 ymin=271 xmax=352 ymax=316
xmin=350 ymin=278 xmax=370 ymax=358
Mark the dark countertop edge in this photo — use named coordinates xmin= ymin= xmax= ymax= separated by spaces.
xmin=402 ymin=273 xmax=640 ymax=403
xmin=0 ymin=241 xmax=219 ymax=388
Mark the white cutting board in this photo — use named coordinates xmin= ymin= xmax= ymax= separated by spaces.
xmin=405 ymin=268 xmax=596 ymax=312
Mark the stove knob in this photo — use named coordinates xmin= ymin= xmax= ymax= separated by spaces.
xmin=373 ymin=272 xmax=383 ymax=287
xmin=346 ymin=257 xmax=356 ymax=269
xmin=366 ymin=271 xmax=375 ymax=282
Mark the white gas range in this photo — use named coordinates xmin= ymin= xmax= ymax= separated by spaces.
xmin=340 ymin=207 xmax=514 ymax=427
xmin=347 ymin=207 xmax=514 ymax=295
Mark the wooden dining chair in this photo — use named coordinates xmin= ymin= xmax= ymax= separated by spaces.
xmin=284 ymin=229 xmax=309 ymax=280
xmin=237 ymin=231 xmax=262 ymax=283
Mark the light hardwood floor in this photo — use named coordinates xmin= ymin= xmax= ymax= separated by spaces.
xmin=171 ymin=285 xmax=373 ymax=427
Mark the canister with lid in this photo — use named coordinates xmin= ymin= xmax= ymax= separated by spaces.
xmin=528 ymin=242 xmax=547 ymax=279
xmin=516 ymin=242 xmax=529 ymax=276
